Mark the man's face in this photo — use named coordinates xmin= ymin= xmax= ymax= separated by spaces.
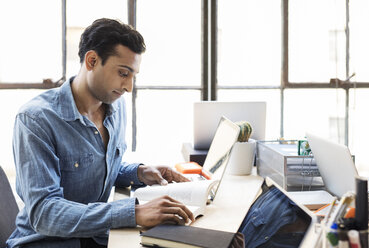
xmin=87 ymin=44 xmax=142 ymax=104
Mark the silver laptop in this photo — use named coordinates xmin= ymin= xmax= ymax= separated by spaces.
xmin=132 ymin=116 xmax=240 ymax=202
xmin=306 ymin=133 xmax=358 ymax=198
xmin=188 ymin=116 xmax=240 ymax=199
xmin=238 ymin=176 xmax=319 ymax=247
xmin=193 ymin=101 xmax=266 ymax=150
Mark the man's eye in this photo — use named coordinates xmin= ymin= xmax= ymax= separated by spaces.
xmin=119 ymin=71 xmax=129 ymax=77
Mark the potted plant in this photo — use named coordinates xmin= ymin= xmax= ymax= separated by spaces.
xmin=227 ymin=121 xmax=256 ymax=175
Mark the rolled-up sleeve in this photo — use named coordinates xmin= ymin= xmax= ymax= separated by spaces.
xmin=110 ymin=198 xmax=137 ymax=227
xmin=114 ymin=162 xmax=145 ymax=188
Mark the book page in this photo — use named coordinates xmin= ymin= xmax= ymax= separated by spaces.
xmin=133 ymin=180 xmax=219 ymax=207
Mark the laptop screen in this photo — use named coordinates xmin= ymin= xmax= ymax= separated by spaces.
xmin=306 ymin=132 xmax=358 ymax=198
xmin=202 ymin=116 xmax=240 ymax=198
xmin=238 ymin=178 xmax=316 ymax=247
xmin=193 ymin=101 xmax=266 ymax=150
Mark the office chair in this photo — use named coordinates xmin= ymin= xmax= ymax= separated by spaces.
xmin=0 ymin=166 xmax=19 ymax=247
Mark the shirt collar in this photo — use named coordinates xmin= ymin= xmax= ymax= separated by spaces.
xmin=107 ymin=99 xmax=118 ymax=116
xmin=58 ymin=77 xmax=118 ymax=123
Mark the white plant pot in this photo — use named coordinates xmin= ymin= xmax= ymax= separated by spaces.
xmin=227 ymin=139 xmax=256 ymax=175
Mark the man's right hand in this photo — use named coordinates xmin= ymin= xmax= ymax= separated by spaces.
xmin=135 ymin=195 xmax=195 ymax=228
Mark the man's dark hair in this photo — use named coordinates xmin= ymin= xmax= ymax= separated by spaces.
xmin=78 ymin=18 xmax=146 ymax=65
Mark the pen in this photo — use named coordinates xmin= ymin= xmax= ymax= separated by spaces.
xmin=321 ymin=197 xmax=337 ymax=248
xmin=322 ymin=197 xmax=337 ymax=226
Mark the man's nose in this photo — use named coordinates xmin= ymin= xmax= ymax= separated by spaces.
xmin=124 ymin=77 xmax=134 ymax=93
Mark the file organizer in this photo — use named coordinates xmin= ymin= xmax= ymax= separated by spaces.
xmin=256 ymin=140 xmax=325 ymax=191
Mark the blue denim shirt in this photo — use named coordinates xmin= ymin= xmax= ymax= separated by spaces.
xmin=7 ymin=77 xmax=144 ymax=248
xmin=239 ymin=185 xmax=307 ymax=248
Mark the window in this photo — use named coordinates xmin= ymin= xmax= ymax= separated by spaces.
xmin=218 ymin=0 xmax=281 ymax=86
xmin=289 ymin=0 xmax=346 ymax=83
xmin=0 ymin=1 xmax=62 ymax=83
xmin=129 ymin=0 xmax=202 ymax=154
xmin=130 ymin=90 xmax=201 ymax=162
xmin=66 ymin=0 xmax=128 ymax=78
xmin=349 ymin=89 xmax=369 ymax=172
xmin=1 ymin=0 xmax=369 ymax=175
xmin=283 ymin=89 xmax=346 ymax=140
xmin=217 ymin=0 xmax=281 ymax=141
xmin=350 ymin=1 xmax=369 ymax=82
xmin=136 ymin=0 xmax=201 ymax=86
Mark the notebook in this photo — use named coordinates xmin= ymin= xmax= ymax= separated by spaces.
xmin=306 ymin=133 xmax=358 ymax=198
xmin=193 ymin=101 xmax=266 ymax=149
xmin=141 ymin=224 xmax=235 ymax=248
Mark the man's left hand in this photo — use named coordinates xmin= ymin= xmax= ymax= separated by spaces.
xmin=137 ymin=165 xmax=190 ymax=186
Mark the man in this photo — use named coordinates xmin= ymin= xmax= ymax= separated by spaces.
xmin=6 ymin=18 xmax=193 ymax=248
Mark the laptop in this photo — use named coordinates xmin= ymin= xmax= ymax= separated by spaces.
xmin=131 ymin=116 xmax=240 ymax=217
xmin=306 ymin=132 xmax=358 ymax=198
xmin=193 ymin=101 xmax=266 ymax=150
xmin=187 ymin=116 xmax=241 ymax=199
xmin=238 ymin=176 xmax=319 ymax=247
xmin=140 ymin=176 xmax=319 ymax=247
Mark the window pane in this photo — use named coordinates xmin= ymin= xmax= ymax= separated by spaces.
xmin=0 ymin=1 xmax=61 ymax=83
xmin=127 ymin=90 xmax=201 ymax=163
xmin=66 ymin=0 xmax=128 ymax=78
xmin=136 ymin=0 xmax=201 ymax=86
xmin=0 ymin=90 xmax=43 ymax=176
xmin=284 ymin=89 xmax=346 ymax=143
xmin=289 ymin=0 xmax=346 ymax=82
xmin=218 ymin=0 xmax=281 ymax=86
xmin=217 ymin=89 xmax=281 ymax=140
xmin=350 ymin=1 xmax=369 ymax=82
xmin=349 ymin=89 xmax=369 ymax=175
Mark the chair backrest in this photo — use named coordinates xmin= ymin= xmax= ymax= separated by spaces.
xmin=0 ymin=166 xmax=19 ymax=247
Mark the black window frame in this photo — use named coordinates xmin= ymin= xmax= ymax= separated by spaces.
xmin=1 ymin=0 xmax=368 ymax=149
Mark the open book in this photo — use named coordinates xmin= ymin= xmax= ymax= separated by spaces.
xmin=133 ymin=180 xmax=219 ymax=218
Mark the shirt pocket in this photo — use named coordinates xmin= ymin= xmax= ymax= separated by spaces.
xmin=59 ymin=153 xmax=94 ymax=172
xmin=59 ymin=153 xmax=95 ymax=200
xmin=250 ymin=208 xmax=266 ymax=227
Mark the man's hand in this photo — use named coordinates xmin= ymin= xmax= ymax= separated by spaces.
xmin=135 ymin=195 xmax=195 ymax=228
xmin=137 ymin=165 xmax=190 ymax=186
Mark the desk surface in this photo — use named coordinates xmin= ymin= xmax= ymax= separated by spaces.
xmin=107 ymin=173 xmax=264 ymax=248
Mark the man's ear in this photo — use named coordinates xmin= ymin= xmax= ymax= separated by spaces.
xmin=84 ymin=50 xmax=98 ymax=70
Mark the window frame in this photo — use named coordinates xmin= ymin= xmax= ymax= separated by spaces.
xmin=215 ymin=0 xmax=369 ymax=146
xmin=0 ymin=0 xmax=66 ymax=90
xmin=1 ymin=0 xmax=368 ymax=149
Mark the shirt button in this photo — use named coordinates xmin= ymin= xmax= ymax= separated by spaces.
xmin=264 ymin=236 xmax=269 ymax=240
xmin=130 ymin=181 xmax=134 ymax=185
xmin=74 ymin=162 xmax=79 ymax=168
xmin=94 ymin=130 xmax=99 ymax=135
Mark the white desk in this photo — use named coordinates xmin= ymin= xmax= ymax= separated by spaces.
xmin=107 ymin=173 xmax=264 ymax=248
